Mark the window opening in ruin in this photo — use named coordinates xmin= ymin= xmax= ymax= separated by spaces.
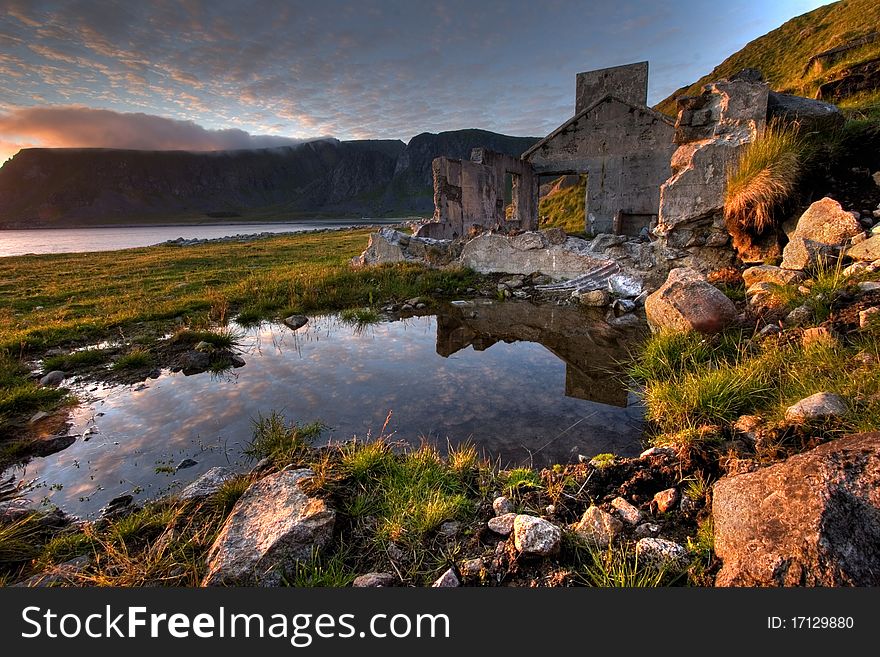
xmin=502 ymin=172 xmax=520 ymax=221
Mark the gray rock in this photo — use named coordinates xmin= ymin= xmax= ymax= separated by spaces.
xmin=283 ymin=315 xmax=309 ymax=331
xmin=509 ymin=232 xmax=545 ymax=251
xmin=487 ymin=513 xmax=517 ymax=536
xmin=611 ymin=497 xmax=643 ymax=525
xmin=513 ymin=515 xmax=561 ymax=556
xmin=431 ymin=567 xmax=460 ymax=587
xmin=781 ymin=198 xmax=862 ymax=270
xmin=784 ymin=305 xmax=813 ymax=327
xmin=438 ymin=521 xmax=461 ymax=537
xmin=39 ymin=371 xmax=65 ymax=387
xmin=459 ymin=558 xmax=485 ymax=579
xmin=767 ymin=91 xmax=844 ymax=133
xmin=590 ymin=233 xmax=626 ymax=252
xmin=635 ymin=538 xmax=690 ymax=570
xmin=713 ymin=431 xmax=880 ymax=586
xmin=178 ymin=466 xmax=237 ymax=502
xmin=572 ymin=506 xmax=623 ymax=547
xmin=352 ymin=572 xmax=396 ymax=587
xmin=784 ymin=392 xmax=847 ymax=423
xmin=202 ymin=468 xmax=335 ymax=586
xmin=180 ymin=351 xmax=211 ymax=374
xmin=176 ymin=458 xmax=198 ymax=471
xmin=757 ymin=324 xmax=782 ymax=338
xmin=645 ymin=268 xmax=736 ymax=334
xmin=612 ymin=298 xmax=636 ymax=314
xmin=858 ymin=281 xmax=880 ymax=293
xmin=633 ymin=523 xmax=661 ymax=539
xmin=352 ymin=228 xmax=459 ymax=268
xmin=608 ymin=274 xmax=643 ymax=298
xmin=573 ymin=288 xmax=611 ymax=307
xmin=492 ymin=496 xmax=514 ymax=516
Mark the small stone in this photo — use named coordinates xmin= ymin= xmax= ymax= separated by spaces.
xmin=572 ymin=506 xmax=623 ymax=547
xmin=843 ymin=262 xmax=871 ymax=278
xmin=352 ymin=572 xmax=396 ymax=587
xmin=639 ymin=446 xmax=675 ymax=459
xmin=802 ymin=327 xmax=838 ymax=349
xmin=28 ymin=411 xmax=50 ymax=424
xmin=513 ymin=515 xmax=561 ymax=556
xmin=438 ymin=521 xmax=460 ymax=537
xmin=487 ymin=513 xmax=517 ymax=536
xmin=633 ymin=523 xmax=661 ymax=539
xmin=432 ymin=568 xmax=460 ymax=587
xmin=608 ymin=274 xmax=643 ymax=298
xmin=858 ymin=281 xmax=880 ymax=293
xmin=500 ymin=275 xmax=525 ymax=289
xmin=635 ymin=537 xmax=690 ymax=570
xmin=176 ymin=458 xmax=198 ymax=470
xmin=283 ymin=315 xmax=309 ymax=331
xmin=573 ymin=288 xmax=610 ymax=307
xmin=39 ymin=371 xmax=65 ymax=387
xmin=651 ymin=488 xmax=679 ymax=514
xmin=612 ymin=298 xmax=636 ymax=314
xmin=611 ymin=497 xmax=642 ymax=525
xmin=459 ymin=558 xmax=485 ymax=579
xmin=230 ymin=354 xmax=246 ymax=368
xmin=757 ymin=324 xmax=782 ymax=338
xmin=860 ymin=307 xmax=880 ymax=328
xmin=415 ymin=302 xmax=427 ymax=309
xmin=493 ymin=496 xmax=514 ymax=515
xmin=785 ymin=392 xmax=847 ymax=422
xmin=785 ymin=305 xmax=813 ymax=327
xmin=178 ymin=467 xmax=237 ymax=502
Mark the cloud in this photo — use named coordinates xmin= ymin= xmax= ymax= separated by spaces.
xmin=0 ymin=105 xmax=319 ymax=152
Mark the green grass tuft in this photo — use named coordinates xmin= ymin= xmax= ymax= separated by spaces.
xmin=244 ymin=412 xmax=324 ymax=465
xmin=113 ymin=348 xmax=154 ymax=370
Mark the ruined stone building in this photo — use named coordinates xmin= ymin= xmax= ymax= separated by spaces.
xmin=523 ymin=62 xmax=676 ymax=236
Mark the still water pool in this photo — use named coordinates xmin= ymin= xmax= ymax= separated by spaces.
xmin=4 ymin=300 xmax=647 ymax=517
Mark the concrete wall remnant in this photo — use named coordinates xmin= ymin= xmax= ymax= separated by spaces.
xmin=415 ymin=148 xmax=537 ymax=240
xmin=575 ymin=61 xmax=649 ymax=114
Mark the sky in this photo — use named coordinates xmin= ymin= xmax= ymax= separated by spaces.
xmin=0 ymin=0 xmax=835 ymax=163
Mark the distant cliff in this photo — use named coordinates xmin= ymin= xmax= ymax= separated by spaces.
xmin=0 ymin=129 xmax=539 ymax=227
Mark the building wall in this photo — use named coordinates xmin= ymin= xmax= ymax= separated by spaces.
xmin=527 ymin=97 xmax=675 ymax=234
xmin=575 ymin=62 xmax=648 ymax=114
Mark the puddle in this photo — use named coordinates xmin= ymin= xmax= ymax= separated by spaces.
xmin=3 ymin=300 xmax=648 ymax=517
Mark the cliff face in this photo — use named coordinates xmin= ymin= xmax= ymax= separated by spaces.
xmin=0 ymin=129 xmax=539 ymax=227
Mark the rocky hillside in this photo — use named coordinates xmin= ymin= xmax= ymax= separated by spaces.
xmin=0 ymin=129 xmax=538 ymax=228
xmin=655 ymin=0 xmax=880 ymax=116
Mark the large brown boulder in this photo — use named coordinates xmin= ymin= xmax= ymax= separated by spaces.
xmin=781 ymin=198 xmax=863 ymax=270
xmin=644 ymin=267 xmax=737 ymax=334
xmin=712 ymin=432 xmax=880 ymax=586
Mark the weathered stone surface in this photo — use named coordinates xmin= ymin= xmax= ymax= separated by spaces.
xmin=283 ymin=315 xmax=309 ymax=331
xmin=492 ymin=496 xmax=514 ymax=516
xmin=784 ymin=392 xmax=847 ymax=423
xmin=767 ymin=91 xmax=844 ymax=133
xmin=202 ymin=469 xmax=335 ymax=586
xmin=573 ymin=288 xmax=611 ymax=307
xmin=802 ymin=327 xmax=838 ymax=349
xmin=611 ymin=497 xmax=643 ymax=525
xmin=713 ymin=431 xmax=880 ymax=586
xmin=178 ymin=466 xmax=238 ymax=502
xmin=742 ymin=265 xmax=805 ymax=289
xmin=633 ymin=523 xmax=661 ymax=539
xmin=431 ymin=568 xmax=460 ymax=587
xmin=460 ymin=232 xmax=612 ymax=281
xmin=352 ymin=572 xmax=396 ymax=587
xmin=781 ymin=198 xmax=863 ymax=270
xmin=572 ymin=506 xmax=623 ymax=547
xmin=859 ymin=281 xmax=880 ymax=293
xmin=645 ymin=268 xmax=736 ymax=334
xmin=608 ymin=274 xmax=642 ymax=298
xmin=487 ymin=513 xmax=517 ymax=536
xmin=513 ymin=515 xmax=561 ymax=556
xmin=746 ymin=281 xmax=787 ymax=312
xmin=651 ymin=488 xmax=679 ymax=514
xmin=509 ymin=232 xmax=545 ymax=251
xmin=352 ymin=228 xmax=459 ymax=268
xmin=784 ymin=305 xmax=813 ymax=327
xmin=636 ymin=538 xmax=690 ymax=570
xmin=543 ymin=227 xmax=567 ymax=245
xmin=859 ymin=306 xmax=880 ymax=328
xmin=39 ymin=370 xmax=65 ymax=387
xmin=459 ymin=558 xmax=485 ymax=579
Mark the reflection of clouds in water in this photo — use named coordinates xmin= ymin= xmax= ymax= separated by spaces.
xmin=10 ymin=311 xmax=644 ymax=517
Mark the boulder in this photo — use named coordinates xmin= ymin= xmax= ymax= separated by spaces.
xmin=351 ymin=228 xmax=460 ymax=268
xmin=39 ymin=371 xmax=65 ymax=387
xmin=352 ymin=572 xmax=395 ymax=587
xmin=202 ymin=468 xmax=335 ymax=586
xmin=781 ymin=198 xmax=863 ymax=270
xmin=283 ymin=315 xmax=309 ymax=331
xmin=572 ymin=506 xmax=623 ymax=547
xmin=644 ymin=268 xmax=737 ymax=334
xmin=713 ymin=431 xmax=880 ymax=586
xmin=741 ymin=265 xmax=805 ymax=289
xmin=461 ymin=233 xmax=612 ymax=281
xmin=766 ymin=91 xmax=844 ymax=133
xmin=512 ymin=515 xmax=561 ymax=556
xmin=784 ymin=392 xmax=847 ymax=423
xmin=635 ymin=538 xmax=690 ymax=570
xmin=178 ymin=466 xmax=238 ymax=502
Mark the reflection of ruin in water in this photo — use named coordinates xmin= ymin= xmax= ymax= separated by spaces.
xmin=435 ymin=300 xmax=643 ymax=408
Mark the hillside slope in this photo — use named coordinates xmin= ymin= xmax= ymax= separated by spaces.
xmin=655 ymin=0 xmax=880 ymax=116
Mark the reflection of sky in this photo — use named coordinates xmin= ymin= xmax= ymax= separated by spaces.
xmin=4 ymin=313 xmax=644 ymax=517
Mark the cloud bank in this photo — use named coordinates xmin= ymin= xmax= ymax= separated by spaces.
xmin=0 ymin=106 xmax=310 ymax=152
